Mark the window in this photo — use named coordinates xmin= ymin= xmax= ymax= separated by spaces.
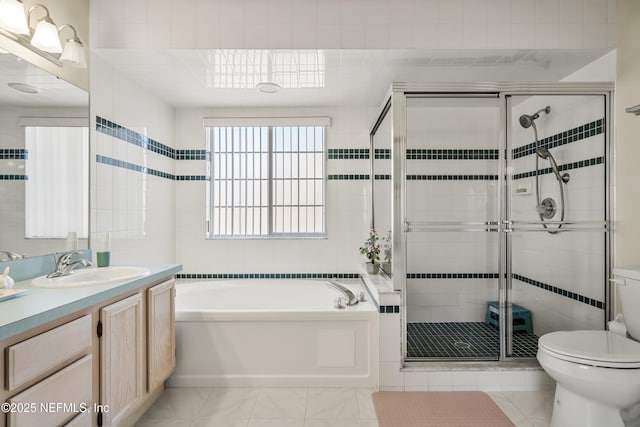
xmin=24 ymin=125 xmax=89 ymax=238
xmin=205 ymin=118 xmax=328 ymax=238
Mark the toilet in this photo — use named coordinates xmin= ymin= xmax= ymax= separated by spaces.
xmin=537 ymin=267 xmax=640 ymax=427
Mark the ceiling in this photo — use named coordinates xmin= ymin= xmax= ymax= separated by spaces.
xmin=94 ymin=48 xmax=613 ymax=109
xmin=0 ymin=52 xmax=87 ymax=108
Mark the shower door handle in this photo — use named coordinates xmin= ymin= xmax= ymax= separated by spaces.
xmin=501 ymin=220 xmax=513 ymax=233
xmin=609 ymin=278 xmax=627 ymax=286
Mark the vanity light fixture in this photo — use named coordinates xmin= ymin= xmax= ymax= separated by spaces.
xmin=0 ymin=2 xmax=86 ymax=68
xmin=28 ymin=4 xmax=61 ymax=53
xmin=0 ymin=0 xmax=29 ymax=34
xmin=58 ymin=24 xmax=85 ymax=68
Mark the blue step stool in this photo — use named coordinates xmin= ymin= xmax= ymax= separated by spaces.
xmin=485 ymin=301 xmax=533 ymax=334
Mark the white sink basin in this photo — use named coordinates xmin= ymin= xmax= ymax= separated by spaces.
xmin=31 ymin=266 xmax=151 ymax=288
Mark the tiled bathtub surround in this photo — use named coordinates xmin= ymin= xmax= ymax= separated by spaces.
xmin=174 ymin=106 xmax=372 ymax=275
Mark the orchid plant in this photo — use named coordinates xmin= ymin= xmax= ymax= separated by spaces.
xmin=359 ymin=229 xmax=381 ymax=264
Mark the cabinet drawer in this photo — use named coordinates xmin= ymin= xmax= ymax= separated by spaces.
xmin=7 ymin=355 xmax=92 ymax=427
xmin=6 ymin=315 xmax=91 ymax=391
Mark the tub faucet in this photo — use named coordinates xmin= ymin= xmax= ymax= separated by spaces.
xmin=47 ymin=251 xmax=93 ymax=278
xmin=0 ymin=250 xmax=24 ymax=261
xmin=327 ymin=280 xmax=359 ymax=307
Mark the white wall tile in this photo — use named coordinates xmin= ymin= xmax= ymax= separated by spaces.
xmin=341 ymin=25 xmax=366 ymax=48
xmin=487 ymin=23 xmax=511 ymax=47
xmin=583 ymin=0 xmax=608 ymax=23
xmin=317 ymin=0 xmax=341 ymax=25
xmin=379 ymin=362 xmax=404 ymax=388
xmin=220 ymin=24 xmax=246 ymax=48
xmin=511 ymin=23 xmax=535 ymax=47
xmin=438 ymin=0 xmax=464 ymax=23
xmin=317 ymin=24 xmax=342 ymax=48
xmin=147 ymin=23 xmax=172 ymax=48
xmin=437 ymin=23 xmax=464 ymax=48
xmin=366 ymin=25 xmax=390 ymax=49
xmin=171 ymin=22 xmax=196 ymax=48
xmin=487 ymin=0 xmax=511 ymax=23
xmin=463 ymin=23 xmax=488 ymax=48
xmin=269 ymin=25 xmax=294 ymax=48
xmin=171 ymin=0 xmax=196 ymax=24
xmin=464 ymin=0 xmax=488 ymax=23
xmin=535 ymin=0 xmax=559 ymax=24
xmin=415 ymin=23 xmax=439 ymax=48
xmin=414 ymin=0 xmax=439 ymax=23
xmin=390 ymin=24 xmax=415 ymax=48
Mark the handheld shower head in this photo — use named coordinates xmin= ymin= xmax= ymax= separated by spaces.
xmin=519 ymin=106 xmax=551 ymax=129
xmin=536 ymin=147 xmax=550 ymax=159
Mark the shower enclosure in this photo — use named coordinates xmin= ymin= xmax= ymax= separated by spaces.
xmin=370 ymin=83 xmax=612 ymax=362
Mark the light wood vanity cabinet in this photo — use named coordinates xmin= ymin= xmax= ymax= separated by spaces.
xmin=99 ymin=294 xmax=144 ymax=426
xmin=99 ymin=279 xmax=176 ymax=426
xmin=1 ymin=276 xmax=176 ymax=427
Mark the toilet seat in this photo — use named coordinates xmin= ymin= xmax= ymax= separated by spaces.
xmin=538 ymin=330 xmax=640 ymax=368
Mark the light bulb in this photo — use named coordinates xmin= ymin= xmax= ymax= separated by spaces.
xmin=0 ymin=0 xmax=29 ymax=34
xmin=30 ymin=18 xmax=62 ymax=53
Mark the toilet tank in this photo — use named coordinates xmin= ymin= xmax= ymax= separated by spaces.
xmin=613 ymin=267 xmax=640 ymax=340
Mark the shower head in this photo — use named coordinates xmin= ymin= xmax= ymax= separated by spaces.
xmin=519 ymin=106 xmax=551 ymax=129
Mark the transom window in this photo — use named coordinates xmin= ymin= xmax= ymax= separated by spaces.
xmin=205 ymin=118 xmax=328 ymax=238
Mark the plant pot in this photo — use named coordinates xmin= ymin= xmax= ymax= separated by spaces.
xmin=365 ymin=262 xmax=380 ymax=274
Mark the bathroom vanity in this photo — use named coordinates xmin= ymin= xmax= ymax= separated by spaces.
xmin=0 ymin=264 xmax=181 ymax=427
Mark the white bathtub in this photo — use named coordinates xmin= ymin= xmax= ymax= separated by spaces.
xmin=167 ymin=279 xmax=379 ymax=387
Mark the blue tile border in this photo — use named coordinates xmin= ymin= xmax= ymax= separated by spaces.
xmin=379 ymin=305 xmax=400 ymax=314
xmin=176 ymin=149 xmax=208 ymax=160
xmin=328 ymin=149 xmax=369 ymax=159
xmin=513 ymin=156 xmax=604 ymax=180
xmin=176 ymin=273 xmax=360 ymax=279
xmin=96 ymin=116 xmax=175 ymax=159
xmin=375 ymin=149 xmax=391 ymax=159
xmin=407 ymin=174 xmax=498 ymax=181
xmin=513 ymin=118 xmax=604 ymax=159
xmin=96 ymin=155 xmax=175 ymax=180
xmin=407 ymin=149 xmax=499 ymax=160
xmin=408 ymin=273 xmax=499 ymax=279
xmin=513 ymin=273 xmax=604 ymax=309
xmin=0 ymin=174 xmax=28 ymax=180
xmin=176 ymin=175 xmax=209 ymax=181
xmin=374 ymin=174 xmax=391 ymax=180
xmin=328 ymin=174 xmax=370 ymax=180
xmin=0 ymin=149 xmax=28 ymax=160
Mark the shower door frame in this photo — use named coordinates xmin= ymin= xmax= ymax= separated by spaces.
xmin=370 ymin=82 xmax=614 ymax=364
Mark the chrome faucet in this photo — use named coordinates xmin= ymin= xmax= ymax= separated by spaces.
xmin=47 ymin=251 xmax=92 ymax=278
xmin=0 ymin=250 xmax=24 ymax=261
xmin=327 ymin=280 xmax=362 ymax=308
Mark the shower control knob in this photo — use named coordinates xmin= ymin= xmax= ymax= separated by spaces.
xmin=335 ymin=297 xmax=346 ymax=309
xmin=358 ymin=291 xmax=367 ymax=302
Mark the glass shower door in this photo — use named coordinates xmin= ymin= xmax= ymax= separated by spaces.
xmin=505 ymin=94 xmax=609 ymax=358
xmin=404 ymin=95 xmax=502 ymax=360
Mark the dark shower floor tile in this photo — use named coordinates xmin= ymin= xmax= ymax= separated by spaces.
xmin=407 ymin=322 xmax=539 ymax=359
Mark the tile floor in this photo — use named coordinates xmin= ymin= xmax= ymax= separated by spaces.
xmin=135 ymin=387 xmax=554 ymax=427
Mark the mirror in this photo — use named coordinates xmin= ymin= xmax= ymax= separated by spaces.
xmin=371 ymin=100 xmax=392 ymax=274
xmin=0 ymin=52 xmax=89 ymax=259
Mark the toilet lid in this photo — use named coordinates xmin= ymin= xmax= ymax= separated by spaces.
xmin=539 ymin=330 xmax=640 ymax=368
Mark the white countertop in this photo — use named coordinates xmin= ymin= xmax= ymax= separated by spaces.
xmin=0 ymin=264 xmax=182 ymax=341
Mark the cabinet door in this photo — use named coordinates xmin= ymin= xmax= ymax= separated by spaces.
xmin=100 ymin=293 xmax=144 ymax=426
xmin=147 ymin=279 xmax=176 ymax=391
